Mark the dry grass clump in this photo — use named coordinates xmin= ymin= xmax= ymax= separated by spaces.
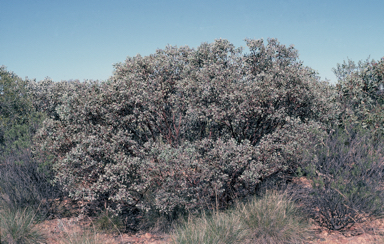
xmin=170 ymin=190 xmax=311 ymax=244
xmin=0 ymin=205 xmax=46 ymax=244
xmin=238 ymin=191 xmax=311 ymax=244
xmin=170 ymin=209 xmax=247 ymax=244
xmin=58 ymin=228 xmax=103 ymax=244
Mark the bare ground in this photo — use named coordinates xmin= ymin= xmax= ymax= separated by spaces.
xmin=34 ymin=177 xmax=384 ymax=244
xmin=36 ymin=215 xmax=384 ymax=244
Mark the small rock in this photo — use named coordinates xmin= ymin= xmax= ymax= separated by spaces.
xmin=342 ymin=232 xmax=352 ymax=237
xmin=130 ymin=236 xmax=140 ymax=242
xmin=145 ymin=233 xmax=153 ymax=239
xmin=321 ymin=231 xmax=328 ymax=237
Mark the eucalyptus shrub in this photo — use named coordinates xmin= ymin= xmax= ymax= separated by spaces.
xmin=0 ymin=66 xmax=44 ymax=161
xmin=333 ymin=57 xmax=384 ymax=137
xmin=27 ymin=78 xmax=98 ymax=121
xmin=32 ymin=38 xmax=340 ymax=220
xmin=0 ymin=67 xmax=61 ymax=215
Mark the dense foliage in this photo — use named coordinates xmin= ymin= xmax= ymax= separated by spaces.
xmin=0 ymin=66 xmax=42 ymax=161
xmin=333 ymin=57 xmax=384 ymax=136
xmin=292 ymin=56 xmax=384 ymax=231
xmin=0 ymin=66 xmax=61 ymax=214
xmin=302 ymin=123 xmax=384 ymax=230
xmin=30 ymin=38 xmax=340 ymax=221
xmin=2 ymin=39 xmax=384 ymax=234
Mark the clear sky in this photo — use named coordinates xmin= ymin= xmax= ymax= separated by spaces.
xmin=1 ymin=0 xmax=383 ymax=84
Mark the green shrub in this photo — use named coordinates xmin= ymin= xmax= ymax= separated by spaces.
xmin=0 ymin=66 xmax=60 ymax=216
xmin=333 ymin=57 xmax=384 ymax=137
xmin=31 ymin=38 xmax=339 ymax=224
xmin=0 ymin=159 xmax=62 ymax=218
xmin=0 ymin=66 xmax=46 ymax=162
xmin=302 ymin=123 xmax=384 ymax=230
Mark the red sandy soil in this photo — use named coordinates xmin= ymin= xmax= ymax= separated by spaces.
xmin=36 ymin=215 xmax=384 ymax=244
xmin=35 ymin=177 xmax=384 ymax=244
xmin=37 ymin=214 xmax=171 ymax=244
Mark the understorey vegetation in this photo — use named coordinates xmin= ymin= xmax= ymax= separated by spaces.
xmin=299 ymin=122 xmax=384 ymax=231
xmin=0 ymin=39 xmax=383 ymax=243
xmin=300 ymin=56 xmax=384 ymax=231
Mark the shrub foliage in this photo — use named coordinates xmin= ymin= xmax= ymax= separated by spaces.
xmin=302 ymin=123 xmax=384 ymax=230
xmin=333 ymin=57 xmax=384 ymax=136
xmin=31 ymin=39 xmax=340 ymax=220
xmin=0 ymin=66 xmax=60 ymax=215
xmin=293 ymin=56 xmax=384 ymax=231
xmin=0 ymin=66 xmax=44 ymax=162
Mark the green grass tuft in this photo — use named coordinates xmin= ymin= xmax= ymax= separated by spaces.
xmin=0 ymin=205 xmax=45 ymax=244
xmin=238 ymin=191 xmax=311 ymax=243
xmin=170 ymin=190 xmax=311 ymax=244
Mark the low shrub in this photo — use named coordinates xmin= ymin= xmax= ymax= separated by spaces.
xmin=0 ymin=66 xmax=61 ymax=218
xmin=0 ymin=157 xmax=62 ymax=219
xmin=302 ymin=123 xmax=384 ymax=230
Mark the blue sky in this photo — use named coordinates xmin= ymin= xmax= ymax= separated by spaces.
xmin=1 ymin=0 xmax=383 ymax=84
